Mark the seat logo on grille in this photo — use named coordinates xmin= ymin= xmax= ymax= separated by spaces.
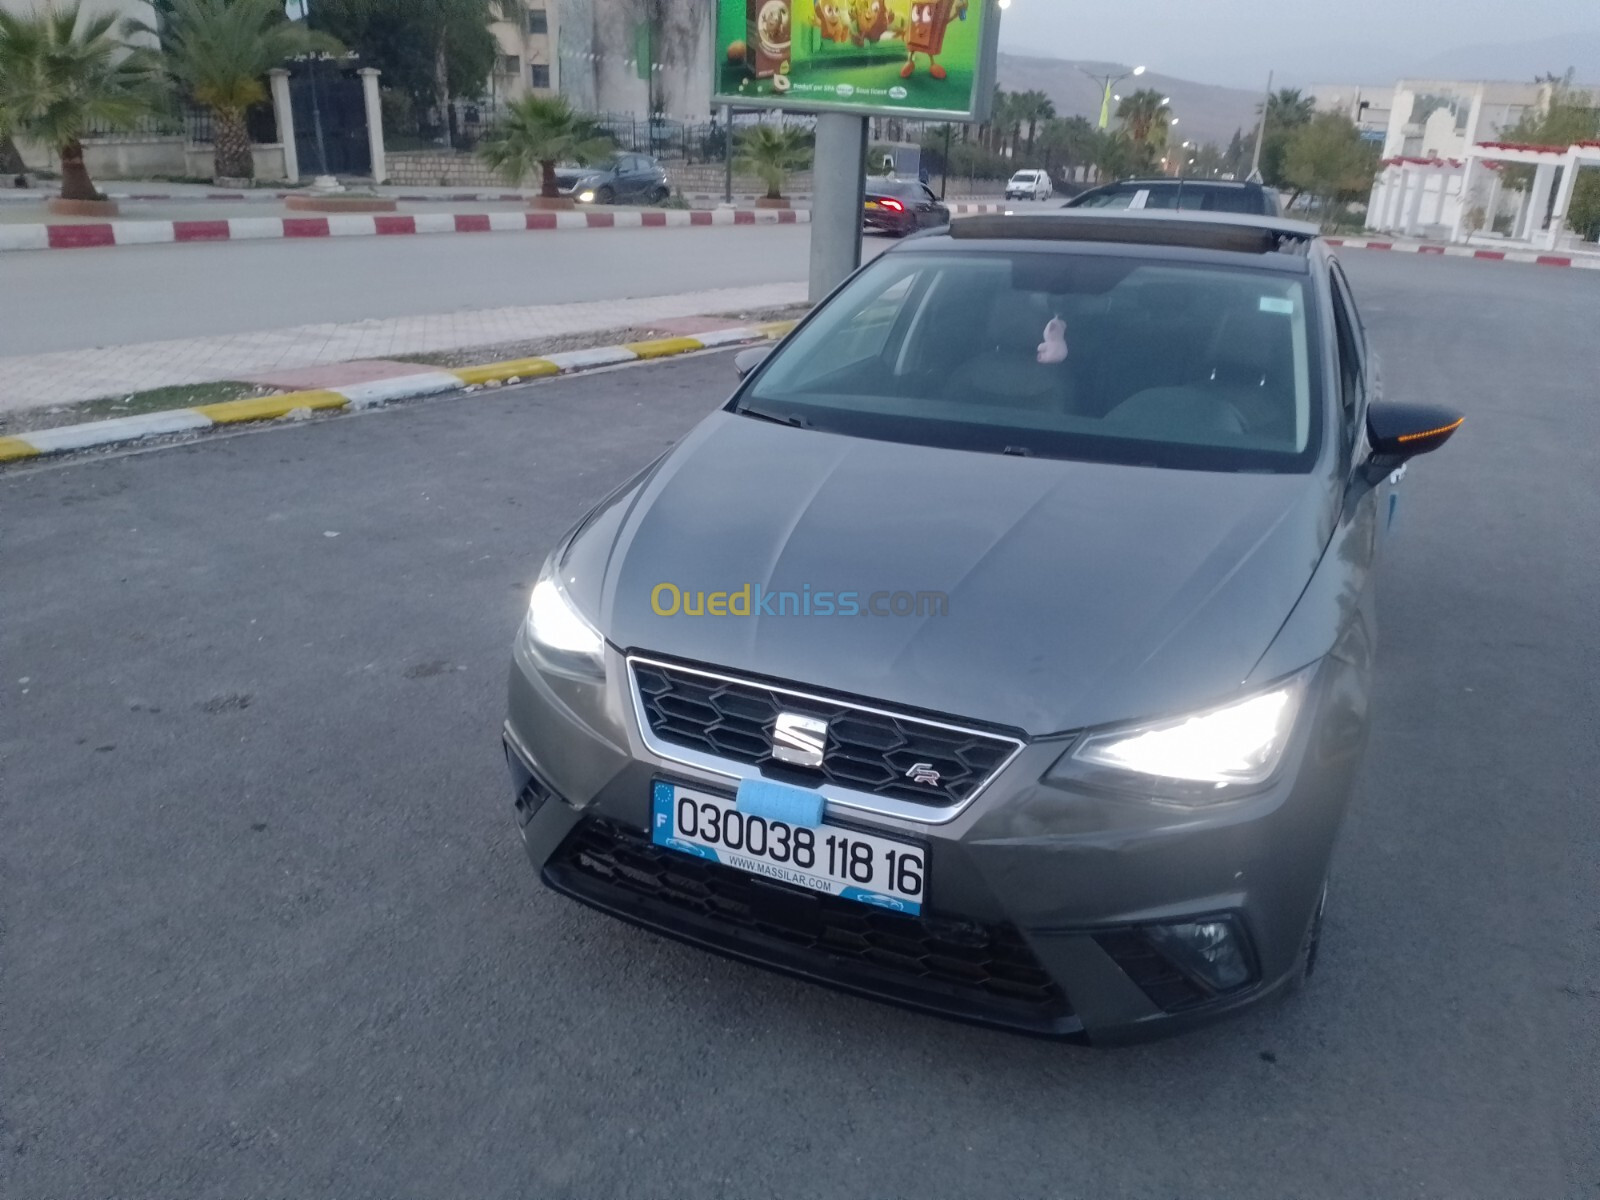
xmin=905 ymin=762 xmax=942 ymax=787
xmin=772 ymin=712 xmax=828 ymax=768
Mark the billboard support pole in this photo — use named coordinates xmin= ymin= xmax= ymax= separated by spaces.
xmin=809 ymin=111 xmax=868 ymax=305
xmin=722 ymin=104 xmax=734 ymax=205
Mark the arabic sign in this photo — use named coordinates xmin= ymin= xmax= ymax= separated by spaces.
xmin=713 ymin=0 xmax=1001 ymax=121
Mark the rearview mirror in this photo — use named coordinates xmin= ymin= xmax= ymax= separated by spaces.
xmin=1367 ymin=402 xmax=1463 ymax=461
xmin=734 ymin=346 xmax=772 ymax=380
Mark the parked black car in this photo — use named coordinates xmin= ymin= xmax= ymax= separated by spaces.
xmin=1065 ymin=178 xmax=1283 ymax=217
xmin=863 ymin=178 xmax=951 ymax=236
xmin=556 ymin=154 xmax=671 ymax=205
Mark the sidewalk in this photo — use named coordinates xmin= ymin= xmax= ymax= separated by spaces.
xmin=0 ymin=282 xmax=808 ymax=413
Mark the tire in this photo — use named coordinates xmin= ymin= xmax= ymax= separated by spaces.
xmin=594 ymin=185 xmax=614 ymax=205
xmin=650 ymin=186 xmax=670 ymax=205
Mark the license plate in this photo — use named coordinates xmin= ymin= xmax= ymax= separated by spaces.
xmin=651 ymin=781 xmax=926 ymax=915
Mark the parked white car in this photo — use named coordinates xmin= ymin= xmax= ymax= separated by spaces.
xmin=1005 ymin=169 xmax=1054 ymax=201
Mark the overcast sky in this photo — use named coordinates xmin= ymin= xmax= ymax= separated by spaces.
xmin=995 ymin=0 xmax=1600 ymax=88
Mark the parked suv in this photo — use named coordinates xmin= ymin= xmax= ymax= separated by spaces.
xmin=1065 ymin=178 xmax=1282 ymax=216
xmin=1005 ymin=169 xmax=1054 ymax=201
xmin=555 ymin=154 xmax=671 ymax=205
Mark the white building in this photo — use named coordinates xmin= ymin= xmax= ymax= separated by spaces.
xmin=487 ymin=3 xmax=559 ymax=108
xmin=1362 ymin=77 xmax=1599 ymax=246
xmin=1307 ymin=83 xmax=1390 ymax=141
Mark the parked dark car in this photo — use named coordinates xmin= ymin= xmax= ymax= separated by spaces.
xmin=1065 ymin=178 xmax=1283 ymax=216
xmin=555 ymin=154 xmax=671 ymax=205
xmin=503 ymin=209 xmax=1462 ymax=1044
xmin=863 ymin=178 xmax=950 ymax=236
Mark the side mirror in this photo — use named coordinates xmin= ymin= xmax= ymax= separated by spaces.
xmin=734 ymin=345 xmax=772 ymax=380
xmin=1363 ymin=401 xmax=1461 ymax=472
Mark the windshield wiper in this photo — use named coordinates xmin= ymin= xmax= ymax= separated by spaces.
xmin=737 ymin=405 xmax=812 ymax=429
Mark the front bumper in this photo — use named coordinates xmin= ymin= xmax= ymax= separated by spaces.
xmin=504 ymin=639 xmax=1364 ymax=1043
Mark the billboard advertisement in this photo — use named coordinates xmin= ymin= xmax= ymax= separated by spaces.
xmin=712 ymin=1 xmax=1001 ymax=122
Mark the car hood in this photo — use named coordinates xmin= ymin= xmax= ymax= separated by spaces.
xmin=564 ymin=413 xmax=1335 ymax=735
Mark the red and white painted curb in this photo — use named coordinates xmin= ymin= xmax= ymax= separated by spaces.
xmin=950 ymin=203 xmax=1007 ymax=215
xmin=1326 ymin=236 xmax=1600 ymax=269
xmin=0 ymin=206 xmax=808 ymax=253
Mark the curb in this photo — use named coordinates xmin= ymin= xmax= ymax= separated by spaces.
xmin=1326 ymin=236 xmax=1600 ymax=268
xmin=0 ymin=321 xmax=798 ymax=465
xmin=0 ymin=206 xmax=809 ymax=253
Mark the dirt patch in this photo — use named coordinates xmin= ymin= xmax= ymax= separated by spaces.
xmin=2 ymin=381 xmax=276 ymax=437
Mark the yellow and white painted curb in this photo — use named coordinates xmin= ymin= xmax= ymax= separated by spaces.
xmin=0 ymin=320 xmax=798 ymax=465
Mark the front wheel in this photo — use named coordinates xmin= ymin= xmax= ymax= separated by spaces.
xmin=650 ymin=186 xmax=670 ymax=205
xmin=594 ymin=185 xmax=614 ymax=205
xmin=1286 ymin=879 xmax=1328 ymax=993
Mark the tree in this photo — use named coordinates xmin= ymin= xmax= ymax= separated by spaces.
xmin=0 ymin=131 xmax=24 ymax=179
xmin=0 ymin=4 xmax=159 ymax=201
xmin=130 ymin=0 xmax=337 ymax=181
xmin=310 ymin=0 xmax=508 ymax=146
xmin=1257 ymin=87 xmax=1315 ymax=188
xmin=1283 ymin=111 xmax=1379 ymax=226
xmin=477 ymin=93 xmax=611 ymax=197
xmin=735 ymin=123 xmax=813 ymax=201
xmin=1012 ymin=89 xmax=1055 ymax=158
xmin=1116 ymin=88 xmax=1171 ymax=150
xmin=1036 ymin=114 xmax=1097 ymax=177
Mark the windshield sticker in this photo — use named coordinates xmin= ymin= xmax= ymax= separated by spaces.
xmin=1259 ymin=296 xmax=1295 ymax=315
xmin=1037 ymin=316 xmax=1068 ymax=364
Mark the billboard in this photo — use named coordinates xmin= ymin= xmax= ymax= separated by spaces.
xmin=712 ymin=0 xmax=1001 ymax=122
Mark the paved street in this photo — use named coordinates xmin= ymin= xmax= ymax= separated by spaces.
xmin=3 ymin=252 xmax=1596 ymax=1197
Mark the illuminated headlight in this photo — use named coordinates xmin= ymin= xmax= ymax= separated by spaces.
xmin=523 ymin=557 xmax=605 ymax=679
xmin=577 ymin=189 xmax=595 ymax=203
xmin=1055 ymin=669 xmax=1313 ymax=800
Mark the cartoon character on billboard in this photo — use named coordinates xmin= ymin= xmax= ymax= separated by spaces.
xmin=849 ymin=0 xmax=896 ymax=45
xmin=902 ymin=0 xmax=967 ymax=79
xmin=813 ymin=0 xmax=852 ymax=42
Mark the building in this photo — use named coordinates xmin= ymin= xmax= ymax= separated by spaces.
xmin=554 ymin=0 xmax=715 ymax=120
xmin=1361 ymin=77 xmax=1599 ymax=246
xmin=487 ymin=3 xmax=559 ymax=107
xmin=1307 ymin=84 xmax=1390 ymax=142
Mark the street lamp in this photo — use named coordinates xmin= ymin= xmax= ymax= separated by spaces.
xmin=1080 ymin=63 xmax=1146 ymax=130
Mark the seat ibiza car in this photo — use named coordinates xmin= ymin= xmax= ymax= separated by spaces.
xmin=503 ymin=211 xmax=1461 ymax=1043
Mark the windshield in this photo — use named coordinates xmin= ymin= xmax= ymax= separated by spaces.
xmin=736 ymin=250 xmax=1321 ymax=472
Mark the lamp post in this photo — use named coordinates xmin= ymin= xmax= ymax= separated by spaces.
xmin=1080 ymin=64 xmax=1146 ymax=130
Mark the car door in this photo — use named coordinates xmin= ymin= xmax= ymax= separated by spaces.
xmin=918 ymin=183 xmax=948 ymax=227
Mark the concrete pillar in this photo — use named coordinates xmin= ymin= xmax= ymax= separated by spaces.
xmin=1430 ymin=167 xmax=1451 ymax=229
xmin=1543 ymin=151 xmax=1582 ymax=250
xmin=1449 ymin=157 xmax=1477 ymax=241
xmin=1403 ymin=166 xmax=1426 ymax=236
xmin=1521 ymin=161 xmax=1557 ymax=240
xmin=1387 ymin=168 xmax=1409 ymax=230
xmin=268 ymin=68 xmax=298 ymax=184
xmin=1366 ymin=174 xmax=1388 ymax=229
xmin=358 ymin=68 xmax=386 ymax=184
xmin=809 ymin=112 xmax=868 ymax=304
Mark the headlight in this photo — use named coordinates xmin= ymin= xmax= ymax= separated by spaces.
xmin=1053 ymin=669 xmax=1313 ymax=801
xmin=577 ymin=189 xmax=595 ymax=203
xmin=524 ymin=558 xmax=605 ymax=679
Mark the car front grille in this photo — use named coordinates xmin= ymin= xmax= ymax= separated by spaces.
xmin=544 ymin=817 xmax=1078 ymax=1035
xmin=629 ymin=657 xmax=1021 ymax=810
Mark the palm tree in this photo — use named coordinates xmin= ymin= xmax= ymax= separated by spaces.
xmin=130 ymin=0 xmax=339 ymax=182
xmin=1013 ymin=89 xmax=1056 ymax=158
xmin=0 ymin=4 xmax=159 ymax=201
xmin=1262 ymin=88 xmax=1316 ymax=129
xmin=1116 ymin=88 xmax=1172 ymax=149
xmin=735 ymin=123 xmax=812 ymax=202
xmin=477 ymin=94 xmax=612 ymax=199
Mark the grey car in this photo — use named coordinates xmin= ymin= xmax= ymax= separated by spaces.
xmin=502 ymin=211 xmax=1462 ymax=1043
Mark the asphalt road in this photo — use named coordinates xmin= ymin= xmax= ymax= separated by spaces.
xmin=3 ymin=252 xmax=1596 ymax=1198
xmin=0 ymin=219 xmax=919 ymax=358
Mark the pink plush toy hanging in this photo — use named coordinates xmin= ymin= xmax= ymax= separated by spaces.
xmin=1037 ymin=316 xmax=1068 ymax=364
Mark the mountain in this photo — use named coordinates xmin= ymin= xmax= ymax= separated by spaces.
xmin=998 ymin=53 xmax=1262 ymax=148
xmin=1413 ymin=31 xmax=1600 ymax=86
